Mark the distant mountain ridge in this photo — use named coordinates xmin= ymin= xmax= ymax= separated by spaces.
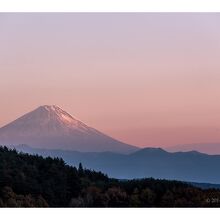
xmin=166 ymin=143 xmax=220 ymax=155
xmin=9 ymin=144 xmax=220 ymax=184
xmin=0 ymin=105 xmax=138 ymax=153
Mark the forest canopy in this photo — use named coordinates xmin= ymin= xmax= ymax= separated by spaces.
xmin=0 ymin=146 xmax=219 ymax=207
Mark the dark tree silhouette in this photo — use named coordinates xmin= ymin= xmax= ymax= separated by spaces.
xmin=0 ymin=146 xmax=220 ymax=207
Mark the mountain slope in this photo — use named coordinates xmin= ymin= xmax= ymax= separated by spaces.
xmin=0 ymin=105 xmax=138 ymax=153
xmin=12 ymin=145 xmax=220 ymax=184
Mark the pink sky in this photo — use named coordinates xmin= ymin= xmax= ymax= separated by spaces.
xmin=1 ymin=13 xmax=220 ymax=147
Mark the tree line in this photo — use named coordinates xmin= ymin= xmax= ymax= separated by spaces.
xmin=0 ymin=146 xmax=219 ymax=207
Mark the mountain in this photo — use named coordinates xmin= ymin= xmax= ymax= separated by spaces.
xmin=0 ymin=105 xmax=138 ymax=153
xmin=166 ymin=143 xmax=220 ymax=155
xmin=189 ymin=182 xmax=220 ymax=190
xmin=12 ymin=145 xmax=220 ymax=184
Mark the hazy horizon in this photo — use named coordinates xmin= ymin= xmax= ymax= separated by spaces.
xmin=1 ymin=13 xmax=220 ymax=148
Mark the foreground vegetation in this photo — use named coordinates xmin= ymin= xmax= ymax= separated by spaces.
xmin=0 ymin=146 xmax=220 ymax=207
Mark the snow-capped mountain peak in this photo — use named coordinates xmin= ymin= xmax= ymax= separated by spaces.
xmin=0 ymin=105 xmax=138 ymax=153
xmin=37 ymin=105 xmax=84 ymax=127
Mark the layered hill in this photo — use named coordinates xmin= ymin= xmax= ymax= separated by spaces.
xmin=12 ymin=145 xmax=220 ymax=184
xmin=166 ymin=143 xmax=220 ymax=155
xmin=1 ymin=146 xmax=219 ymax=207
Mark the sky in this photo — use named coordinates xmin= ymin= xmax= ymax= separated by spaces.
xmin=1 ymin=13 xmax=220 ymax=147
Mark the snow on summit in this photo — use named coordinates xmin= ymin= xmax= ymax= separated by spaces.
xmin=0 ymin=105 xmax=93 ymax=136
xmin=36 ymin=105 xmax=90 ymax=130
xmin=0 ymin=105 xmax=138 ymax=153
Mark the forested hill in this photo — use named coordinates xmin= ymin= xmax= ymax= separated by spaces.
xmin=0 ymin=146 xmax=220 ymax=207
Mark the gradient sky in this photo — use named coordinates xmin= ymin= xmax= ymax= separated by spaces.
xmin=1 ymin=13 xmax=220 ymax=147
